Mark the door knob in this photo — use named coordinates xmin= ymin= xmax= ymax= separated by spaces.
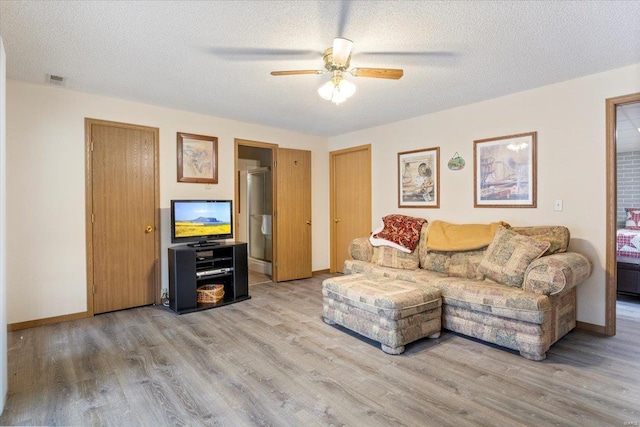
xmin=145 ymin=225 xmax=153 ymax=233
xmin=334 ymin=218 xmax=341 ymax=223
xmin=306 ymin=220 xmax=312 ymax=225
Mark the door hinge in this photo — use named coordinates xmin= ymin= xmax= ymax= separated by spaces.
xmin=273 ymin=160 xmax=277 ymax=168
xmin=274 ymin=210 xmax=277 ymax=217
xmin=90 ymin=141 xmax=94 ymax=152
xmin=91 ymin=213 xmax=95 ymax=223
xmin=92 ymin=285 xmax=96 ymax=295
xmin=274 ymin=261 xmax=278 ymax=268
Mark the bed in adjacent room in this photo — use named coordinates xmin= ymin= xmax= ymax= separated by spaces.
xmin=617 ymin=208 xmax=640 ymax=295
xmin=616 ymin=228 xmax=640 ymax=259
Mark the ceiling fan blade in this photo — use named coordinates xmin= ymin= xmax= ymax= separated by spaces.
xmin=336 ymin=0 xmax=352 ymax=38
xmin=207 ymin=47 xmax=319 ymax=61
xmin=358 ymin=51 xmax=456 ymax=57
xmin=350 ymin=68 xmax=404 ymax=79
xmin=270 ymin=70 xmax=324 ymax=76
xmin=332 ymin=37 xmax=353 ymax=65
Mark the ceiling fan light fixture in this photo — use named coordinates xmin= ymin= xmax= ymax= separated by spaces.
xmin=318 ymin=76 xmax=356 ymax=105
xmin=339 ymin=78 xmax=356 ymax=98
xmin=332 ymin=37 xmax=353 ymax=65
xmin=318 ymin=80 xmax=335 ymax=101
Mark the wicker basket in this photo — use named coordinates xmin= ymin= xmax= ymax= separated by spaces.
xmin=196 ymin=284 xmax=225 ymax=303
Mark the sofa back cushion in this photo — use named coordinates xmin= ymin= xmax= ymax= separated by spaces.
xmin=372 ymin=246 xmax=420 ymax=270
xmin=420 ymin=249 xmax=486 ymax=280
xmin=511 ymin=226 xmax=570 ymax=255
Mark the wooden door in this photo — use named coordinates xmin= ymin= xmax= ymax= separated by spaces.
xmin=330 ymin=145 xmax=372 ymax=272
xmin=86 ymin=119 xmax=159 ymax=314
xmin=274 ymin=148 xmax=312 ymax=281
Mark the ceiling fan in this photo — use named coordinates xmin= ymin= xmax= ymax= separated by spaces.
xmin=270 ymin=38 xmax=403 ymax=105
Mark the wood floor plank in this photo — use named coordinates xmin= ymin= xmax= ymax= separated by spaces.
xmin=1 ymin=274 xmax=640 ymax=426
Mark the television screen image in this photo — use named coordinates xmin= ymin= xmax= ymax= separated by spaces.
xmin=171 ymin=200 xmax=233 ymax=243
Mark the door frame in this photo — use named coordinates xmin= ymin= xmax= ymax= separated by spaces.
xmin=329 ymin=144 xmax=372 ymax=272
xmin=234 ymin=138 xmax=278 ymax=279
xmin=84 ymin=118 xmax=160 ymax=316
xmin=605 ymin=92 xmax=640 ymax=336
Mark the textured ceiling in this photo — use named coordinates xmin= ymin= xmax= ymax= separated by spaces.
xmin=1 ymin=1 xmax=639 ymax=137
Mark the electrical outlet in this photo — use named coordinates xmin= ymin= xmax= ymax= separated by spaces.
xmin=554 ymin=199 xmax=563 ymax=211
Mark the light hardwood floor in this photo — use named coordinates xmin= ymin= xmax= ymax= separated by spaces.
xmin=2 ymin=274 xmax=639 ymax=426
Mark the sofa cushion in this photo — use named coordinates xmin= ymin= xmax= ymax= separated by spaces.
xmin=372 ymin=246 xmax=420 ymax=270
xmin=511 ymin=226 xmax=570 ymax=255
xmin=477 ymin=226 xmax=550 ymax=288
xmin=370 ymin=214 xmax=427 ymax=252
xmin=421 ymin=251 xmax=449 ymax=274
xmin=448 ymin=250 xmax=486 ymax=280
xmin=420 ymin=249 xmax=485 ymax=280
xmin=414 ymin=274 xmax=552 ymax=324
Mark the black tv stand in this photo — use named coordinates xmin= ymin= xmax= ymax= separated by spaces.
xmin=168 ymin=241 xmax=249 ymax=314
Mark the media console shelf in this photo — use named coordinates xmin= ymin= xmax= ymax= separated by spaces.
xmin=168 ymin=242 xmax=250 ymax=314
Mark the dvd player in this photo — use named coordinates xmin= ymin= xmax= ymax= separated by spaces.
xmin=196 ymin=267 xmax=233 ymax=277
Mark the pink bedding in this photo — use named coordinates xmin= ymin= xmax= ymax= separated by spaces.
xmin=617 ymin=228 xmax=640 ymax=259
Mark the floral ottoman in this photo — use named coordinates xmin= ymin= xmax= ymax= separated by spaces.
xmin=322 ymin=274 xmax=442 ymax=354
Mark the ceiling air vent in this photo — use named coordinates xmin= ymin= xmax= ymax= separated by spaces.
xmin=48 ymin=74 xmax=65 ymax=86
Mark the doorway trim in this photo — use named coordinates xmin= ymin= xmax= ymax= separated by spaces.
xmin=85 ymin=118 xmax=160 ymax=316
xmin=605 ymin=92 xmax=640 ymax=336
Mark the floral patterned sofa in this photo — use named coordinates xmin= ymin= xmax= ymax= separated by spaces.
xmin=342 ymin=217 xmax=592 ymax=360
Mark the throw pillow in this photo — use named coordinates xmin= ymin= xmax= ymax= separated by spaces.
xmin=626 ymin=208 xmax=640 ymax=230
xmin=370 ymin=214 xmax=427 ymax=253
xmin=477 ymin=226 xmax=550 ymax=288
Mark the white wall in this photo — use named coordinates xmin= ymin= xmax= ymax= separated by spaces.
xmin=6 ymin=63 xmax=640 ymax=327
xmin=6 ymin=80 xmax=329 ymax=324
xmin=0 ymin=36 xmax=8 ymax=415
xmin=329 ymin=63 xmax=640 ymax=327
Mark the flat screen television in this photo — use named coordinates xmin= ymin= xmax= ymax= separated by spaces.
xmin=171 ymin=200 xmax=233 ymax=247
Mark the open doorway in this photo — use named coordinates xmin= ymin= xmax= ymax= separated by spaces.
xmin=614 ymin=100 xmax=640 ymax=324
xmin=606 ymin=93 xmax=640 ymax=335
xmin=235 ymin=140 xmax=276 ymax=286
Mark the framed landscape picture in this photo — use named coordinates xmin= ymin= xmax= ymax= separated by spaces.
xmin=398 ymin=147 xmax=440 ymax=208
xmin=177 ymin=132 xmax=218 ymax=184
xmin=473 ymin=132 xmax=537 ymax=208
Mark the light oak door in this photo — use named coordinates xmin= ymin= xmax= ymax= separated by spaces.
xmin=274 ymin=148 xmax=312 ymax=281
xmin=87 ymin=119 xmax=159 ymax=314
xmin=330 ymin=145 xmax=371 ymax=273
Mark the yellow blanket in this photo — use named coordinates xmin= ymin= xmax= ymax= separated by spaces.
xmin=426 ymin=220 xmax=510 ymax=251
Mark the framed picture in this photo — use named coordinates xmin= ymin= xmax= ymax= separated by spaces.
xmin=473 ymin=132 xmax=537 ymax=208
xmin=398 ymin=147 xmax=440 ymax=208
xmin=177 ymin=132 xmax=218 ymax=184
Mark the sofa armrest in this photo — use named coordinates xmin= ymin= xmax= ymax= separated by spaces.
xmin=349 ymin=237 xmax=373 ymax=262
xmin=522 ymin=252 xmax=592 ymax=295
